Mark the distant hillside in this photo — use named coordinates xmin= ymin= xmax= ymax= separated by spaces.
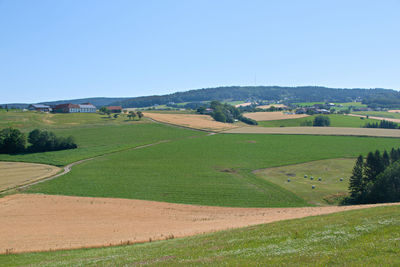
xmin=110 ymin=86 xmax=400 ymax=108
xmin=1 ymin=97 xmax=131 ymax=109
xmin=39 ymin=97 xmax=131 ymax=107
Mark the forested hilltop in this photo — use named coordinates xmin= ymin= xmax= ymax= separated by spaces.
xmin=110 ymin=86 xmax=400 ymax=108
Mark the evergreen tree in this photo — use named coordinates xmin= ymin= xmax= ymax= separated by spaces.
xmin=349 ymin=155 xmax=365 ymax=202
xmin=390 ymin=148 xmax=399 ymax=163
xmin=382 ymin=150 xmax=390 ymax=167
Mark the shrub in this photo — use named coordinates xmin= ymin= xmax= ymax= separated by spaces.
xmin=28 ymin=129 xmax=77 ymax=152
xmin=313 ymin=115 xmax=330 ymax=127
xmin=0 ymin=127 xmax=26 ymax=154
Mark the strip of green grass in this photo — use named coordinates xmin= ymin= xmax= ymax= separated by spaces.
xmin=0 ymin=123 xmax=206 ymax=166
xmin=255 ymin=158 xmax=355 ymax=205
xmin=352 ymin=111 xmax=400 ymax=119
xmin=26 ymin=134 xmax=400 ymax=207
xmin=2 ymin=205 xmax=399 ymax=266
xmin=257 ymin=114 xmax=380 ymax=128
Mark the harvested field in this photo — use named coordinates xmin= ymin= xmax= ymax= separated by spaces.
xmin=388 ymin=110 xmax=400 ymax=113
xmin=348 ymin=113 xmax=400 ymax=123
xmin=0 ymin=194 xmax=397 ymax=254
xmin=0 ymin=162 xmax=60 ymax=191
xmin=143 ymin=112 xmax=239 ymax=132
xmin=223 ymin=126 xmax=400 ymax=137
xmin=244 ymin=111 xmax=308 ymax=121
xmin=235 ymin=102 xmax=252 ymax=107
xmin=257 ymin=104 xmax=287 ymax=109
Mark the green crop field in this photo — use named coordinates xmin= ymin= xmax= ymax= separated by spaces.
xmin=257 ymin=114 xmax=380 ymax=128
xmin=352 ymin=111 xmax=400 ymax=120
xmin=26 ymin=133 xmax=400 ymax=207
xmin=0 ymin=123 xmax=206 ymax=166
xmin=2 ymin=205 xmax=399 ymax=266
xmin=255 ymin=158 xmax=355 ymax=205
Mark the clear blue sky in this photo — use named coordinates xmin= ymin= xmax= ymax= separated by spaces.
xmin=1 ymin=0 xmax=399 ymax=103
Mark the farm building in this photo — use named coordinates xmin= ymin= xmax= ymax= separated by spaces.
xmin=28 ymin=104 xmax=52 ymax=112
xmin=106 ymin=106 xmax=122 ymax=113
xmin=53 ymin=103 xmax=97 ymax=113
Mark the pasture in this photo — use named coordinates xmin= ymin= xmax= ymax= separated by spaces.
xmin=243 ymin=111 xmax=308 ymax=121
xmin=2 ymin=205 xmax=399 ymax=266
xmin=352 ymin=111 xmax=400 ymax=120
xmin=0 ymin=162 xmax=60 ymax=191
xmin=0 ymin=123 xmax=206 ymax=166
xmin=26 ymin=134 xmax=400 ymax=207
xmin=257 ymin=114 xmax=380 ymax=128
xmin=254 ymin=158 xmax=355 ymax=205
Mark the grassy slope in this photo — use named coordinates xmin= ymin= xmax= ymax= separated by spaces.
xmin=352 ymin=111 xmax=400 ymax=119
xmin=26 ymin=134 xmax=400 ymax=207
xmin=3 ymin=205 xmax=399 ymax=266
xmin=257 ymin=114 xmax=380 ymax=128
xmin=254 ymin=158 xmax=355 ymax=205
xmin=0 ymin=123 xmax=206 ymax=166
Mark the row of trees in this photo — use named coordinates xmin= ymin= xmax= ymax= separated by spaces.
xmin=364 ymin=120 xmax=399 ymax=129
xmin=344 ymin=148 xmax=400 ymax=204
xmin=0 ymin=128 xmax=77 ymax=154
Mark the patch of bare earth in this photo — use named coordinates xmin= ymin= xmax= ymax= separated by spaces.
xmin=143 ymin=112 xmax=239 ymax=132
xmin=0 ymin=194 xmax=398 ymax=254
xmin=235 ymin=102 xmax=252 ymax=107
xmin=244 ymin=111 xmax=309 ymax=121
xmin=223 ymin=126 xmax=400 ymax=137
xmin=388 ymin=110 xmax=400 ymax=113
xmin=0 ymin=162 xmax=60 ymax=192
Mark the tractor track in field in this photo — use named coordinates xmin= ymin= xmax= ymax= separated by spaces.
xmin=4 ymin=140 xmax=171 ymax=193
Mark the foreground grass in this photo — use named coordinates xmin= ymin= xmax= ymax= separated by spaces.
xmin=27 ymin=134 xmax=400 ymax=207
xmin=2 ymin=205 xmax=399 ymax=266
xmin=0 ymin=123 xmax=205 ymax=166
xmin=254 ymin=158 xmax=355 ymax=205
xmin=257 ymin=114 xmax=380 ymax=128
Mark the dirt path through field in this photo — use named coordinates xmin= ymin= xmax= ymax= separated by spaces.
xmin=0 ymin=194 xmax=398 ymax=254
xmin=223 ymin=126 xmax=400 ymax=137
xmin=347 ymin=113 xmax=400 ymax=123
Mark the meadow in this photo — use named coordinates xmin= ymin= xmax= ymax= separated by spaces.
xmin=254 ymin=158 xmax=355 ymax=205
xmin=2 ymin=205 xmax=399 ymax=266
xmin=257 ymin=114 xmax=380 ymax=128
xmin=26 ymin=133 xmax=400 ymax=207
xmin=352 ymin=111 xmax=400 ymax=120
xmin=0 ymin=122 xmax=206 ymax=166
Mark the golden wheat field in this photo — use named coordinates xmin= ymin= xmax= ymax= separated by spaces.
xmin=243 ymin=111 xmax=309 ymax=121
xmin=0 ymin=162 xmax=60 ymax=191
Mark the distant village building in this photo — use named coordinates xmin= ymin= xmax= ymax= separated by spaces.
xmin=28 ymin=104 xmax=52 ymax=112
xmin=53 ymin=103 xmax=97 ymax=113
xmin=106 ymin=106 xmax=122 ymax=113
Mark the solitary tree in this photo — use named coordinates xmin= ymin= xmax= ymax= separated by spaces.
xmin=136 ymin=111 xmax=143 ymax=119
xmin=313 ymin=115 xmax=330 ymax=127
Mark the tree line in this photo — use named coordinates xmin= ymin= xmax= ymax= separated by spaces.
xmin=0 ymin=127 xmax=77 ymax=154
xmin=344 ymin=148 xmax=400 ymax=204
xmin=364 ymin=120 xmax=399 ymax=129
xmin=108 ymin=86 xmax=400 ymax=108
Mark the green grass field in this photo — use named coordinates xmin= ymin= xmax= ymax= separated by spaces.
xmin=352 ymin=111 xmax=400 ymax=120
xmin=257 ymin=114 xmax=380 ymax=128
xmin=0 ymin=123 xmax=206 ymax=166
xmin=255 ymin=158 xmax=355 ymax=205
xmin=26 ymin=134 xmax=400 ymax=207
xmin=2 ymin=205 xmax=399 ymax=266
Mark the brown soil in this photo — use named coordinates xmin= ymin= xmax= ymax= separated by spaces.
xmin=0 ymin=194 xmax=397 ymax=254
xmin=0 ymin=162 xmax=60 ymax=192
xmin=244 ymin=111 xmax=309 ymax=121
xmin=388 ymin=110 xmax=400 ymax=113
xmin=143 ymin=112 xmax=239 ymax=132
xmin=235 ymin=102 xmax=252 ymax=107
xmin=223 ymin=126 xmax=400 ymax=137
